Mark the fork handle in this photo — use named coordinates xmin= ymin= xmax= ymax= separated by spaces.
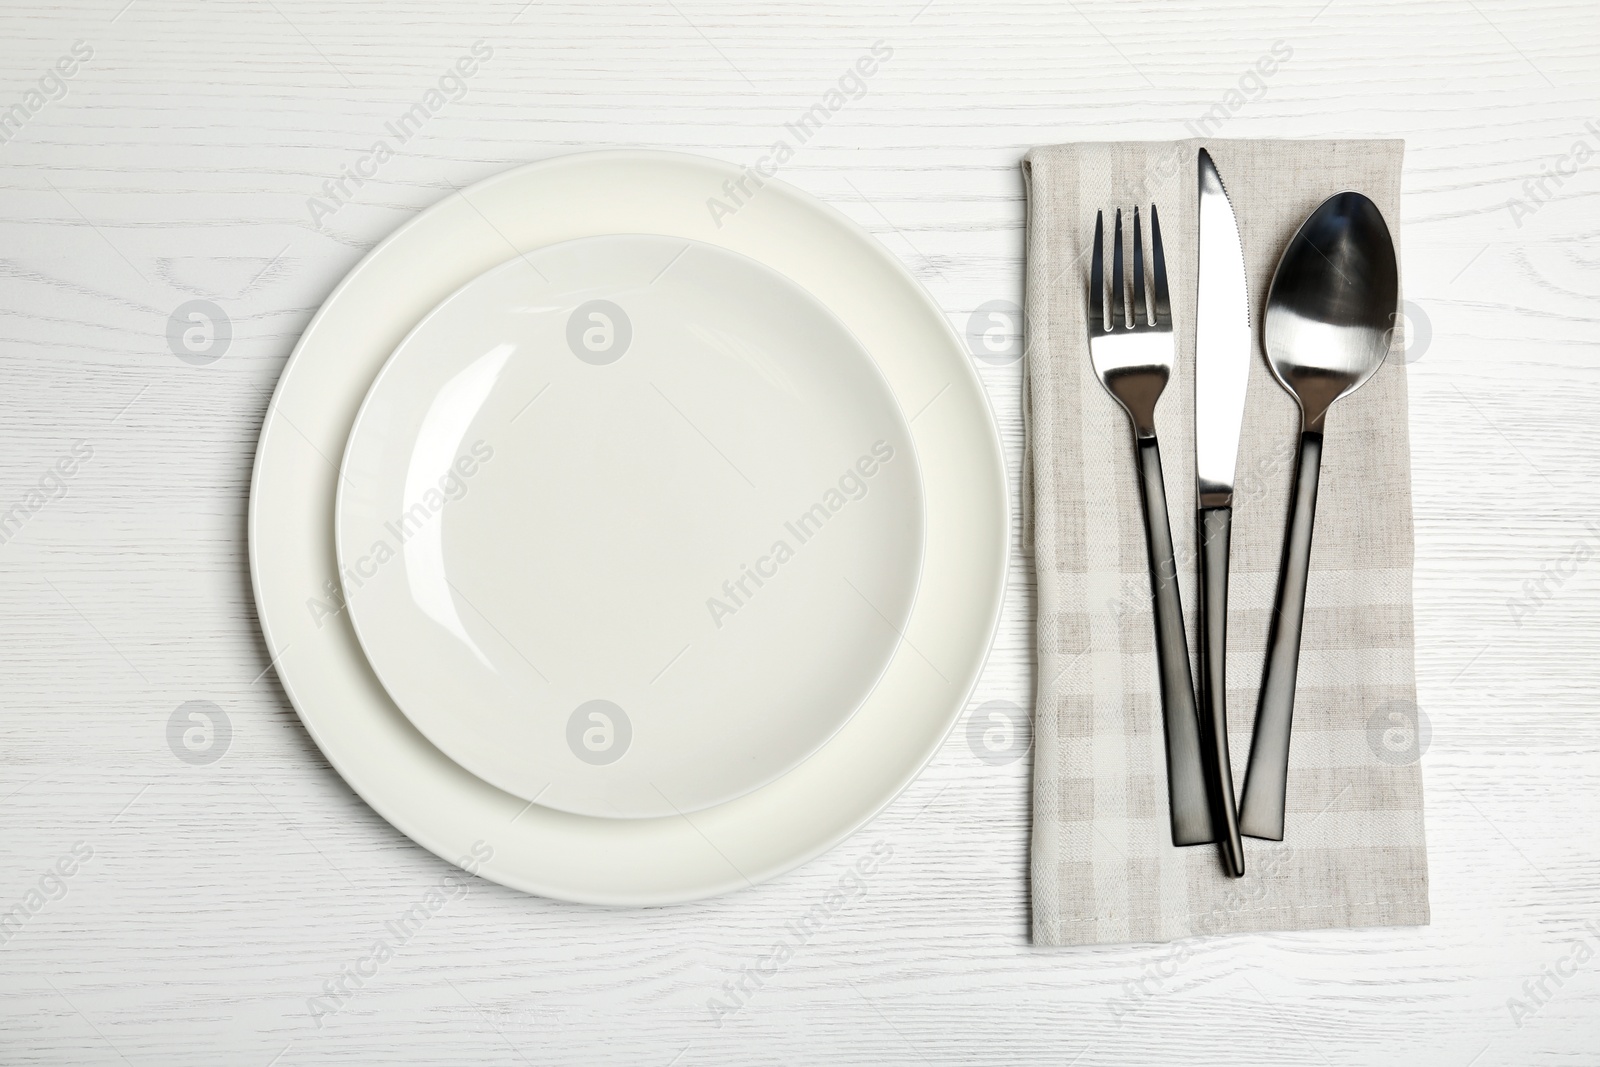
xmin=1133 ymin=437 xmax=1215 ymax=846
xmin=1239 ymin=430 xmax=1324 ymax=841
xmin=1198 ymin=505 xmax=1245 ymax=877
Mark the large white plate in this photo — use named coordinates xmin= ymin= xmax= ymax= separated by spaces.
xmin=249 ymin=150 xmax=1007 ymax=904
xmin=336 ymin=234 xmax=925 ymax=818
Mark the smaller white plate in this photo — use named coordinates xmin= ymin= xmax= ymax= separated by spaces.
xmin=336 ymin=234 xmax=924 ymax=820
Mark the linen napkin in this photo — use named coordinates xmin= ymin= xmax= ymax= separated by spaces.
xmin=1023 ymin=139 xmax=1429 ymax=947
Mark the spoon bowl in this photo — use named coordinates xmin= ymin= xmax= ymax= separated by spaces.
xmin=1261 ymin=192 xmax=1398 ymax=431
xmin=1237 ymin=191 xmax=1399 ymax=842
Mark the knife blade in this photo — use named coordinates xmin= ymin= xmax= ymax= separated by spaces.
xmin=1193 ymin=147 xmax=1249 ymax=877
xmin=1196 ymin=149 xmax=1252 ymax=510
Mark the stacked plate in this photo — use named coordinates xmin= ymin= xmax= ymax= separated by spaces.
xmin=249 ymin=151 xmax=1007 ymax=904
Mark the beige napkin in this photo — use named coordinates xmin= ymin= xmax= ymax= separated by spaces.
xmin=1023 ymin=139 xmax=1429 ymax=947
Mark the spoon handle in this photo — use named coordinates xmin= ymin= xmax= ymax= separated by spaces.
xmin=1133 ymin=436 xmax=1215 ymax=847
xmin=1239 ymin=430 xmax=1325 ymax=841
xmin=1197 ymin=505 xmax=1245 ymax=877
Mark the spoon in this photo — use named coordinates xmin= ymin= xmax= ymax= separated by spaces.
xmin=1236 ymin=191 xmax=1398 ymax=841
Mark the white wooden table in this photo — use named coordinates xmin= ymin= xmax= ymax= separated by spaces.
xmin=2 ymin=2 xmax=1597 ymax=1063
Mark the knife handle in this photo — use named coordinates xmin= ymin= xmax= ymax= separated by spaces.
xmin=1133 ymin=437 xmax=1215 ymax=847
xmin=1239 ymin=430 xmax=1324 ymax=841
xmin=1198 ymin=505 xmax=1245 ymax=877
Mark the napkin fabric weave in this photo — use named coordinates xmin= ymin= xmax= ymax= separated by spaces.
xmin=1023 ymin=139 xmax=1429 ymax=947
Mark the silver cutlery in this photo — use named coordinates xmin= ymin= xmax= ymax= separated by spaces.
xmin=1237 ymin=192 xmax=1399 ymax=841
xmin=1193 ymin=148 xmax=1250 ymax=877
xmin=1087 ymin=205 xmax=1216 ymax=847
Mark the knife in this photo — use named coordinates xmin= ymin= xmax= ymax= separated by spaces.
xmin=1193 ymin=148 xmax=1248 ymax=878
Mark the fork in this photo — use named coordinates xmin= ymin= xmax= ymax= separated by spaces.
xmin=1087 ymin=206 xmax=1215 ymax=847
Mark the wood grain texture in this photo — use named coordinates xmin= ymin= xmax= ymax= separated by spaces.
xmin=1 ymin=1 xmax=1597 ymax=1064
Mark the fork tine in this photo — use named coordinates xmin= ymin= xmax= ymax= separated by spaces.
xmin=1089 ymin=210 xmax=1104 ymax=331
xmin=1132 ymin=207 xmax=1147 ymax=326
xmin=1149 ymin=203 xmax=1171 ymax=326
xmin=1111 ymin=208 xmax=1125 ymax=329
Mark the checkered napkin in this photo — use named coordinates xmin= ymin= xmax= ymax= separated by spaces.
xmin=1022 ymin=139 xmax=1430 ymax=947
